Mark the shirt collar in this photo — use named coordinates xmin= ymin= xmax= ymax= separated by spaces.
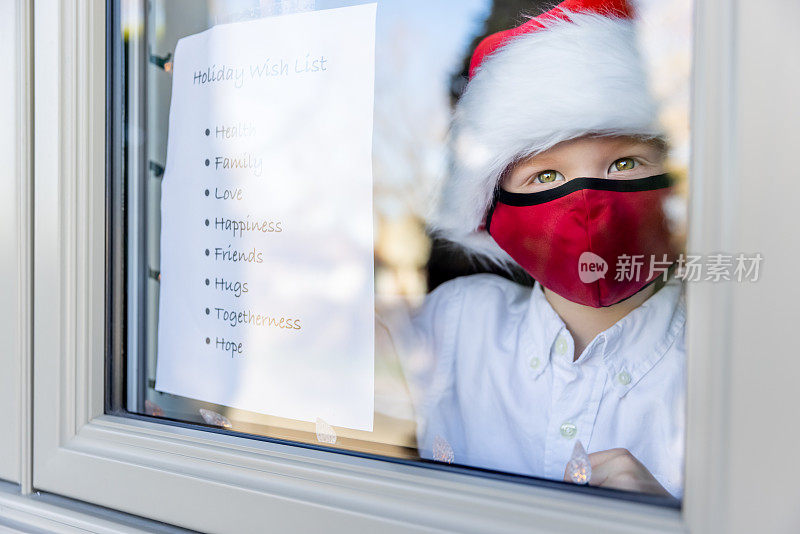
xmin=520 ymin=283 xmax=564 ymax=380
xmin=522 ymin=277 xmax=686 ymax=396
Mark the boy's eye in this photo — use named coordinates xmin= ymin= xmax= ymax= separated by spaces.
xmin=534 ymin=170 xmax=565 ymax=184
xmin=610 ymin=158 xmax=638 ymax=172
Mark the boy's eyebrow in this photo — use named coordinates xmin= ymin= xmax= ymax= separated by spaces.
xmin=515 ymin=138 xmax=666 ymax=171
xmin=614 ymin=136 xmax=668 ymax=154
xmin=517 ymin=153 xmax=559 ymax=168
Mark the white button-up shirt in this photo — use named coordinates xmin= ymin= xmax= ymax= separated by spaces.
xmin=399 ymin=274 xmax=686 ymax=497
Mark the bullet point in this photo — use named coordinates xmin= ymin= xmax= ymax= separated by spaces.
xmin=205 ymin=249 xmax=210 ymax=256
xmin=205 ymin=337 xmax=211 ymax=344
xmin=204 ymin=189 xmax=209 ymax=197
xmin=205 ymin=278 xmax=210 ymax=286
xmin=205 ymin=308 xmax=210 ymax=315
xmin=205 ymin=159 xmax=210 ymax=166
xmin=205 ymin=219 xmax=209 ymax=226
xmin=205 ymin=128 xmax=210 ymax=136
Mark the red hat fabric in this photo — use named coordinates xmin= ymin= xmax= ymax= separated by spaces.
xmin=469 ymin=0 xmax=635 ymax=79
xmin=430 ymin=0 xmax=661 ymax=263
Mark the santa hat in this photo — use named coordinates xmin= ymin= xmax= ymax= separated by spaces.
xmin=431 ymin=0 xmax=662 ymax=264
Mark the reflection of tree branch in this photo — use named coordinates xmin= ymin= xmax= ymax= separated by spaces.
xmin=374 ymin=2 xmax=558 ymax=223
xmin=373 ymin=23 xmax=445 ymax=221
xmin=449 ymin=0 xmax=553 ymax=103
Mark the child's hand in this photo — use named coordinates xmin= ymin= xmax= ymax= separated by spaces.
xmin=563 ymin=448 xmax=670 ymax=496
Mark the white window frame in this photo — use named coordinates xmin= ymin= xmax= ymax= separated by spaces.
xmin=0 ymin=0 xmax=32 ymax=488
xmin=30 ymin=0 xmax=800 ymax=532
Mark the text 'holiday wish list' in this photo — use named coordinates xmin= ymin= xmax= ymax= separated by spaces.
xmin=155 ymin=4 xmax=377 ymax=431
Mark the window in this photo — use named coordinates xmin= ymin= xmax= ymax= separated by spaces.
xmin=30 ymin=0 xmax=799 ymax=531
xmin=110 ymin=0 xmax=693 ymax=505
xmin=0 ymin=0 xmax=31 ymax=490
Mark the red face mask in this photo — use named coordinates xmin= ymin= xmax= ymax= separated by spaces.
xmin=486 ymin=174 xmax=676 ymax=308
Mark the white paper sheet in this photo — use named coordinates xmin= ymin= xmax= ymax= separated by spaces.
xmin=155 ymin=4 xmax=377 ymax=431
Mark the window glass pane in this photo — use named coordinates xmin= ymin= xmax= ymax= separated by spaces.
xmin=115 ymin=0 xmax=692 ymax=504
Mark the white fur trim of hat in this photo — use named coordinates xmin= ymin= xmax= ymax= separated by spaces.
xmin=430 ymin=7 xmax=662 ymax=265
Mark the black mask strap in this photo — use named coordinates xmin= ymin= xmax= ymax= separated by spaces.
xmin=495 ymin=173 xmax=672 ymax=207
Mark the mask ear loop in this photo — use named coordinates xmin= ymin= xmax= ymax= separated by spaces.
xmin=484 ymin=188 xmax=501 ymax=235
xmin=484 ymin=163 xmax=516 ymax=235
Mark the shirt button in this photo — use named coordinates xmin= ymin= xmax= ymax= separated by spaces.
xmin=555 ymin=336 xmax=568 ymax=355
xmin=617 ymin=370 xmax=632 ymax=386
xmin=529 ymin=356 xmax=540 ymax=370
xmin=560 ymin=422 xmax=577 ymax=439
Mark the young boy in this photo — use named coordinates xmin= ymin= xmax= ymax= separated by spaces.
xmin=404 ymin=0 xmax=685 ymax=497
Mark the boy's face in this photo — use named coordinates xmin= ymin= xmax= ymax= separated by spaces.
xmin=501 ymin=136 xmax=666 ymax=193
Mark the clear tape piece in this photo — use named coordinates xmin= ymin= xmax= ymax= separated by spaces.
xmin=199 ymin=408 xmax=233 ymax=429
xmin=432 ymin=435 xmax=455 ymax=464
xmin=566 ymin=440 xmax=592 ymax=484
xmin=315 ymin=417 xmax=338 ymax=445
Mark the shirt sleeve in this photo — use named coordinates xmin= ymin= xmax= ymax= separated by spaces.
xmin=376 ymin=278 xmax=465 ymax=450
